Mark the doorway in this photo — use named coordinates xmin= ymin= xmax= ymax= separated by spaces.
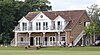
xmin=49 ymin=36 xmax=56 ymax=46
xmin=35 ymin=37 xmax=40 ymax=46
xmin=30 ymin=37 xmax=34 ymax=46
xmin=44 ymin=37 xmax=48 ymax=46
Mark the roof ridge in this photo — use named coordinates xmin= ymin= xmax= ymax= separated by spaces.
xmin=42 ymin=10 xmax=86 ymax=12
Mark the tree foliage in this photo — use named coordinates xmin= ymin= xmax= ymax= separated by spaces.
xmin=0 ymin=0 xmax=52 ymax=44
xmin=25 ymin=0 xmax=52 ymax=11
xmin=84 ymin=4 xmax=100 ymax=42
xmin=87 ymin=4 xmax=100 ymax=26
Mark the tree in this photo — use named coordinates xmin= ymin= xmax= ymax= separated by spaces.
xmin=25 ymin=0 xmax=52 ymax=11
xmin=0 ymin=0 xmax=16 ymax=44
xmin=84 ymin=4 xmax=100 ymax=44
xmin=84 ymin=22 xmax=100 ymax=45
xmin=87 ymin=4 xmax=100 ymax=27
xmin=0 ymin=0 xmax=52 ymax=44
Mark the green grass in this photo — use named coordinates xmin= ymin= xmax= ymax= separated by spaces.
xmin=0 ymin=46 xmax=100 ymax=55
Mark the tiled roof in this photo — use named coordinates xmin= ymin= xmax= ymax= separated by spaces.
xmin=25 ymin=10 xmax=86 ymax=29
xmin=25 ymin=12 xmax=39 ymax=21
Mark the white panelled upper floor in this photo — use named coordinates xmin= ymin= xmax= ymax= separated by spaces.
xmin=14 ymin=12 xmax=68 ymax=32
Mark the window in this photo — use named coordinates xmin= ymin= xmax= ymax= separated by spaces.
xmin=57 ymin=21 xmax=62 ymax=30
xmin=36 ymin=22 xmax=41 ymax=30
xmin=36 ymin=37 xmax=40 ymax=45
xmin=79 ymin=21 xmax=82 ymax=25
xmin=29 ymin=22 xmax=32 ymax=30
xmin=50 ymin=37 xmax=52 ymax=41
xmin=39 ymin=22 xmax=41 ymax=30
xmin=51 ymin=21 xmax=55 ymax=30
xmin=36 ymin=22 xmax=38 ymax=30
xmin=62 ymin=37 xmax=65 ymax=41
xmin=22 ymin=22 xmax=27 ymax=31
xmin=43 ymin=22 xmax=48 ymax=30
xmin=21 ymin=37 xmax=23 ymax=42
xmin=53 ymin=37 xmax=55 ymax=41
xmin=58 ymin=21 xmax=60 ymax=25
xmin=84 ymin=22 xmax=86 ymax=27
xmin=85 ymin=22 xmax=90 ymax=27
xmin=40 ymin=15 xmax=43 ymax=18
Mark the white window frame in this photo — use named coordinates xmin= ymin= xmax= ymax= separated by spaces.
xmin=22 ymin=22 xmax=27 ymax=31
xmin=43 ymin=22 xmax=48 ymax=30
xmin=36 ymin=22 xmax=41 ymax=30
xmin=57 ymin=21 xmax=62 ymax=30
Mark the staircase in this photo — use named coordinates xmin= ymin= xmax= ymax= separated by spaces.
xmin=11 ymin=38 xmax=15 ymax=46
xmin=73 ymin=30 xmax=84 ymax=46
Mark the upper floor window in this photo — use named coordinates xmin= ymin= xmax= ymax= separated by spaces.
xmin=43 ymin=22 xmax=48 ymax=30
xmin=58 ymin=21 xmax=60 ymax=25
xmin=22 ymin=22 xmax=27 ymax=31
xmin=36 ymin=22 xmax=41 ymax=30
xmin=84 ymin=22 xmax=90 ymax=27
xmin=61 ymin=37 xmax=65 ymax=41
xmin=57 ymin=21 xmax=62 ymax=30
xmin=51 ymin=21 xmax=55 ymax=30
xmin=40 ymin=15 xmax=43 ymax=18
xmin=20 ymin=37 xmax=23 ymax=42
xmin=29 ymin=22 xmax=32 ymax=30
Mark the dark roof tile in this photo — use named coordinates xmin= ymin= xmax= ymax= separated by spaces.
xmin=25 ymin=10 xmax=86 ymax=29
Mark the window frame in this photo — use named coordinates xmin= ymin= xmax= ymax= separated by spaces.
xmin=22 ymin=22 xmax=27 ymax=31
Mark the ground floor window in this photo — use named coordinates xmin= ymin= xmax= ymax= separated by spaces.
xmin=20 ymin=37 xmax=23 ymax=42
xmin=62 ymin=37 xmax=65 ymax=41
xmin=35 ymin=37 xmax=41 ymax=46
xmin=49 ymin=36 xmax=56 ymax=46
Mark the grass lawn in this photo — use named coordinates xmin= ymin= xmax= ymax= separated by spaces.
xmin=0 ymin=46 xmax=100 ymax=55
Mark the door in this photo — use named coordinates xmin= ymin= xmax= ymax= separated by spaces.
xmin=35 ymin=37 xmax=40 ymax=46
xmin=49 ymin=36 xmax=56 ymax=46
xmin=44 ymin=37 xmax=48 ymax=46
xmin=30 ymin=37 xmax=34 ymax=46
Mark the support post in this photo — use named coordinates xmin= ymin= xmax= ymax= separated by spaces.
xmin=28 ymin=32 xmax=31 ymax=46
xmin=14 ymin=32 xmax=18 ymax=46
xmin=58 ymin=32 xmax=61 ymax=46
xmin=66 ymin=31 xmax=72 ymax=46
xmin=67 ymin=32 xmax=70 ymax=45
xmin=43 ymin=32 xmax=45 ymax=46
xmin=55 ymin=33 xmax=58 ymax=46
xmin=65 ymin=32 xmax=67 ymax=46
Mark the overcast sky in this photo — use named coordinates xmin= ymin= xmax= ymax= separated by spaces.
xmin=20 ymin=0 xmax=100 ymax=11
xmin=49 ymin=0 xmax=100 ymax=11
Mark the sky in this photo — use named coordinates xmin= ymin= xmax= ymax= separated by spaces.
xmin=48 ymin=0 xmax=100 ymax=11
xmin=19 ymin=0 xmax=100 ymax=11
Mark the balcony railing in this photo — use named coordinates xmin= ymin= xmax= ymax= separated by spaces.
xmin=28 ymin=26 xmax=33 ymax=31
xmin=14 ymin=24 xmax=20 ymax=31
xmin=14 ymin=25 xmax=65 ymax=32
xmin=57 ymin=25 xmax=62 ymax=30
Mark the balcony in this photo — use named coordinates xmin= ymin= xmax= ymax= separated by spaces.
xmin=14 ymin=24 xmax=20 ymax=31
xmin=14 ymin=25 xmax=65 ymax=32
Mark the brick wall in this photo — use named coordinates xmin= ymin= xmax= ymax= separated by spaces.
xmin=71 ymin=13 xmax=91 ymax=39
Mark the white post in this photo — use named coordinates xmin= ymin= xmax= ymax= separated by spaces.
xmin=43 ymin=32 xmax=45 ymax=46
xmin=65 ymin=32 xmax=67 ymax=46
xmin=55 ymin=33 xmax=58 ymax=46
xmin=58 ymin=32 xmax=61 ymax=46
xmin=14 ymin=32 xmax=18 ymax=46
xmin=28 ymin=32 xmax=31 ymax=46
